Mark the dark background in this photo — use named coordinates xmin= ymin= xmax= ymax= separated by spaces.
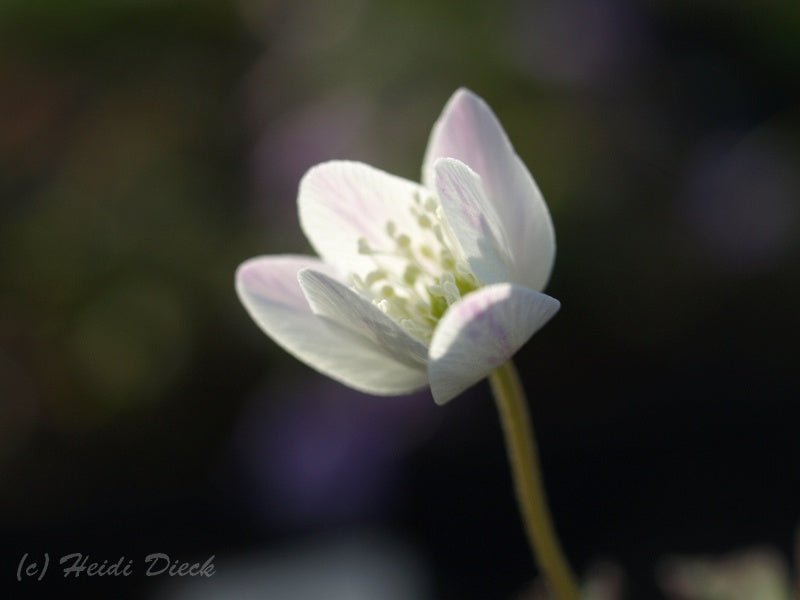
xmin=1 ymin=1 xmax=798 ymax=598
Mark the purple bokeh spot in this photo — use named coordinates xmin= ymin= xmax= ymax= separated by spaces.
xmin=681 ymin=134 xmax=799 ymax=272
xmin=233 ymin=380 xmax=439 ymax=529
xmin=513 ymin=0 xmax=649 ymax=86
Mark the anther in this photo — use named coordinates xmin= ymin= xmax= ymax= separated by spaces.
xmin=427 ymin=284 xmax=444 ymax=297
xmin=441 ymin=250 xmax=456 ymax=270
xmin=366 ymin=270 xmax=386 ymax=285
xmin=419 ymin=245 xmax=435 ymax=260
xmin=403 ymin=265 xmax=420 ymax=285
xmin=358 ymin=238 xmax=372 ymax=255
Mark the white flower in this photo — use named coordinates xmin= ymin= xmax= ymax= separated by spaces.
xmin=236 ymin=88 xmax=560 ymax=404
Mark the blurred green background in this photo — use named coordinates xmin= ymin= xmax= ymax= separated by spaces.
xmin=1 ymin=1 xmax=799 ymax=598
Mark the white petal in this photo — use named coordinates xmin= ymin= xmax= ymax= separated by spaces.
xmin=298 ymin=161 xmax=429 ymax=278
xmin=236 ymin=255 xmax=428 ymax=395
xmin=298 ymin=268 xmax=429 ymax=368
xmin=434 ymin=157 xmax=513 ymax=285
xmin=427 ymin=284 xmax=560 ymax=404
xmin=423 ymin=88 xmax=556 ymax=291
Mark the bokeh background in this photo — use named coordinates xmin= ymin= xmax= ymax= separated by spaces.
xmin=1 ymin=1 xmax=799 ymax=598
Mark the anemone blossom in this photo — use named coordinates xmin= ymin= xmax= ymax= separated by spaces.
xmin=236 ymin=88 xmax=559 ymax=405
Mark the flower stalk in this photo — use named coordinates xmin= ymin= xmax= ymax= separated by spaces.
xmin=489 ymin=361 xmax=580 ymax=600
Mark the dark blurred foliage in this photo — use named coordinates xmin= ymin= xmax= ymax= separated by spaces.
xmin=1 ymin=1 xmax=799 ymax=599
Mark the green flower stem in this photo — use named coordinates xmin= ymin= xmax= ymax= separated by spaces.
xmin=489 ymin=361 xmax=580 ymax=600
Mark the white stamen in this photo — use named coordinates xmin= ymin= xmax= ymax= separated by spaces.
xmin=350 ymin=191 xmax=480 ymax=342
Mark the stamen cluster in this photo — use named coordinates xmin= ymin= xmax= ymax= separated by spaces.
xmin=353 ymin=192 xmax=479 ymax=343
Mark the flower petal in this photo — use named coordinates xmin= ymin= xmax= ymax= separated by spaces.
xmin=427 ymin=284 xmax=560 ymax=404
xmin=298 ymin=268 xmax=429 ymax=368
xmin=433 ymin=157 xmax=513 ymax=285
xmin=236 ymin=255 xmax=428 ymax=395
xmin=423 ymin=88 xmax=556 ymax=291
xmin=299 ymin=161 xmax=429 ymax=278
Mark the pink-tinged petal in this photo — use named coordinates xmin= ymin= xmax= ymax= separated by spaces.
xmin=299 ymin=161 xmax=429 ymax=278
xmin=434 ymin=157 xmax=513 ymax=285
xmin=423 ymin=88 xmax=556 ymax=291
xmin=298 ymin=268 xmax=429 ymax=369
xmin=427 ymin=284 xmax=560 ymax=404
xmin=236 ymin=255 xmax=428 ymax=395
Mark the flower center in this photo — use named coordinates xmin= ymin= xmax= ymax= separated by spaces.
xmin=352 ymin=191 xmax=479 ymax=343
